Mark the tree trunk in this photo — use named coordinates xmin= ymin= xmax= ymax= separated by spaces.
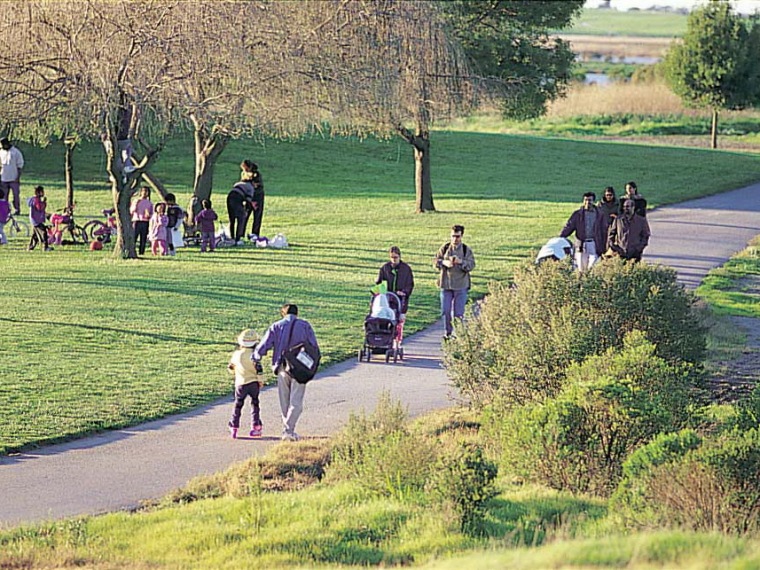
xmin=188 ymin=119 xmax=230 ymax=223
xmin=64 ymin=138 xmax=76 ymax=210
xmin=414 ymin=130 xmax=434 ymax=213
xmin=398 ymin=122 xmax=435 ymax=213
xmin=102 ymin=131 xmax=159 ymax=259
xmin=710 ymin=108 xmax=719 ymax=149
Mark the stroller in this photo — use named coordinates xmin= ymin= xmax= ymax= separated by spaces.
xmin=358 ymin=292 xmax=403 ymax=363
xmin=536 ymin=237 xmax=574 ymax=266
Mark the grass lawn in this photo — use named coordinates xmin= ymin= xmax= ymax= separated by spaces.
xmin=2 ymin=133 xmax=760 ymax=454
xmin=697 ymin=236 xmax=760 ymax=318
xmin=564 ymin=8 xmax=687 ymax=37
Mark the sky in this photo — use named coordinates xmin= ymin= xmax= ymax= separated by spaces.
xmin=587 ymin=0 xmax=760 ymax=14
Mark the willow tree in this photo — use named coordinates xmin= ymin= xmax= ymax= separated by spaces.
xmin=0 ymin=1 xmax=193 ymax=258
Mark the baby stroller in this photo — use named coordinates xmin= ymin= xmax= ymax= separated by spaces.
xmin=536 ymin=237 xmax=574 ymax=266
xmin=358 ymin=292 xmax=403 ymax=363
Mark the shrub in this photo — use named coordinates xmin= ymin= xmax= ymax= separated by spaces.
xmin=612 ymin=428 xmax=760 ymax=534
xmin=325 ymin=392 xmax=435 ymax=500
xmin=496 ymin=333 xmax=700 ymax=496
xmin=444 ymin=258 xmax=706 ymax=407
xmin=426 ymin=443 xmax=498 ymax=533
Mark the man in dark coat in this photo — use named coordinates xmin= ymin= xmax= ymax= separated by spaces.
xmin=608 ymin=199 xmax=651 ymax=262
xmin=560 ymin=192 xmax=605 ymax=271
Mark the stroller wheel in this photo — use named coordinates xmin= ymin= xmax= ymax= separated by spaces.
xmin=385 ymin=349 xmax=392 ymax=363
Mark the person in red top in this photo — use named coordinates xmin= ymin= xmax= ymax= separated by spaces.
xmin=27 ymin=185 xmax=53 ymax=252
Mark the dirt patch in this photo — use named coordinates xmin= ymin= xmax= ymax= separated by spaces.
xmin=709 ymin=316 xmax=760 ymax=402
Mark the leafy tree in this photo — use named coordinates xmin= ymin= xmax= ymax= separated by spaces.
xmin=441 ymin=0 xmax=584 ymax=120
xmin=664 ymin=1 xmax=760 ymax=149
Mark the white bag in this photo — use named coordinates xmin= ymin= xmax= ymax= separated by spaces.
xmin=269 ymin=233 xmax=289 ymax=249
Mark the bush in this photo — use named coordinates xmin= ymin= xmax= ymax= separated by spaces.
xmin=426 ymin=443 xmax=498 ymax=533
xmin=613 ymin=428 xmax=760 ymax=534
xmin=325 ymin=392 xmax=435 ymax=500
xmin=444 ymin=258 xmax=706 ymax=407
xmin=495 ymin=333 xmax=701 ymax=496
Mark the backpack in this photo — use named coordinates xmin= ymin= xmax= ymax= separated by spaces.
xmin=0 ymin=200 xmax=9 ymax=224
xmin=441 ymin=242 xmax=468 ymax=257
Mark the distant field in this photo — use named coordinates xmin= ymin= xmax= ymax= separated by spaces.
xmin=563 ymin=8 xmax=687 ymax=37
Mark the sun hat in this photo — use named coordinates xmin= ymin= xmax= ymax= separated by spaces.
xmin=237 ymin=329 xmax=260 ymax=348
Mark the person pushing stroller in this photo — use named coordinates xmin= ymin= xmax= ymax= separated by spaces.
xmin=375 ymin=246 xmax=414 ymax=351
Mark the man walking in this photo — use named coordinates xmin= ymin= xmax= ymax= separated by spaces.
xmin=0 ymin=137 xmax=24 ymax=215
xmin=433 ymin=225 xmax=475 ymax=340
xmin=253 ymin=304 xmax=319 ymax=441
xmin=375 ymin=245 xmax=414 ymax=349
xmin=560 ymin=191 xmax=605 ymax=271
xmin=608 ymin=199 xmax=651 ymax=262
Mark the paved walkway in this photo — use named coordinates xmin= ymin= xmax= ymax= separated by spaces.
xmin=3 ymin=181 xmax=760 ymax=528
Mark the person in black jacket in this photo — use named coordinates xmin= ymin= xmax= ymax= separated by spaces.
xmin=227 ymin=160 xmax=256 ymax=245
xmin=376 ymin=246 xmax=415 ymax=348
xmin=620 ymin=181 xmax=647 ymax=218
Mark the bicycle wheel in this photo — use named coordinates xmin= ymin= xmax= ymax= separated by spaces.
xmin=7 ymin=219 xmax=30 ymax=238
xmin=83 ymin=220 xmax=108 ymax=242
xmin=66 ymin=224 xmax=88 ymax=244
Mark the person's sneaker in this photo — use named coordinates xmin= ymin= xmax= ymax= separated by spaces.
xmin=235 ymin=239 xmax=245 ymax=246
xmin=250 ymin=424 xmax=263 ymax=438
xmin=229 ymin=424 xmax=238 ymax=439
xmin=44 ymin=246 xmax=54 ymax=252
xmin=281 ymin=432 xmax=300 ymax=442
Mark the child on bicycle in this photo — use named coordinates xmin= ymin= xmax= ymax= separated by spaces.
xmin=148 ymin=202 xmax=168 ymax=256
xmin=194 ymin=199 xmax=218 ymax=253
xmin=0 ymin=188 xmax=9 ymax=244
xmin=228 ymin=328 xmax=264 ymax=439
xmin=28 ymin=185 xmax=53 ymax=252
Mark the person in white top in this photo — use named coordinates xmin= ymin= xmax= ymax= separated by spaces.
xmin=0 ymin=137 xmax=24 ymax=215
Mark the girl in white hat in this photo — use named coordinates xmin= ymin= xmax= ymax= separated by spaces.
xmin=227 ymin=329 xmax=263 ymax=439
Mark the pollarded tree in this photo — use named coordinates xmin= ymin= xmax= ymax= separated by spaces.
xmin=664 ymin=1 xmax=760 ymax=149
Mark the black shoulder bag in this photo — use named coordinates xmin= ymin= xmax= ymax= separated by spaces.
xmin=281 ymin=318 xmax=321 ymax=384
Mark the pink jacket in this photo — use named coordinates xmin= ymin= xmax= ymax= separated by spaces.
xmin=130 ymin=198 xmax=153 ymax=222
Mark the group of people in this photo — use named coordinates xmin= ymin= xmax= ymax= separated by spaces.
xmin=129 ymin=187 xmax=186 ymax=256
xmin=560 ymin=181 xmax=650 ymax=271
xmin=227 ymin=224 xmax=476 ymax=442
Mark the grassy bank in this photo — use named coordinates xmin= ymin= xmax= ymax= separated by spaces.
xmin=2 ymin=133 xmax=760 ymax=454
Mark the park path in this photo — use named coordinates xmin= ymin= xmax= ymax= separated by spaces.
xmin=2 ymin=180 xmax=760 ymax=529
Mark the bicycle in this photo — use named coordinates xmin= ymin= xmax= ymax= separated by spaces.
xmin=49 ymin=205 xmax=88 ymax=245
xmin=5 ymin=212 xmax=29 ymax=239
xmin=83 ymin=209 xmax=117 ymax=243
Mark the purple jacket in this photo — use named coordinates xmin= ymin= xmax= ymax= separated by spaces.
xmin=195 ymin=208 xmax=218 ymax=233
xmin=30 ymin=196 xmax=47 ymax=226
xmin=253 ymin=314 xmax=319 ymax=374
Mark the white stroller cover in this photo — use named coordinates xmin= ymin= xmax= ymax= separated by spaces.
xmin=370 ymin=294 xmax=396 ymax=322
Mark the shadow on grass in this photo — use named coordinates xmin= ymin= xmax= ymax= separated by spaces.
xmin=476 ymin=493 xmax=608 ymax=547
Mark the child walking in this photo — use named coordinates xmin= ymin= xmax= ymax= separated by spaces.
xmin=228 ymin=328 xmax=264 ymax=439
xmin=28 ymin=185 xmax=53 ymax=251
xmin=0 ymin=188 xmax=9 ymax=245
xmin=194 ymin=199 xmax=218 ymax=253
xmin=148 ymin=202 xmax=168 ymax=256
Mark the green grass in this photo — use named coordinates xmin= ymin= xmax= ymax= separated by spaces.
xmin=2 ymin=133 xmax=760 ymax=454
xmin=564 ymin=8 xmax=687 ymax=38
xmin=697 ymin=237 xmax=760 ymax=318
xmin=447 ymin=112 xmax=760 ymax=140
